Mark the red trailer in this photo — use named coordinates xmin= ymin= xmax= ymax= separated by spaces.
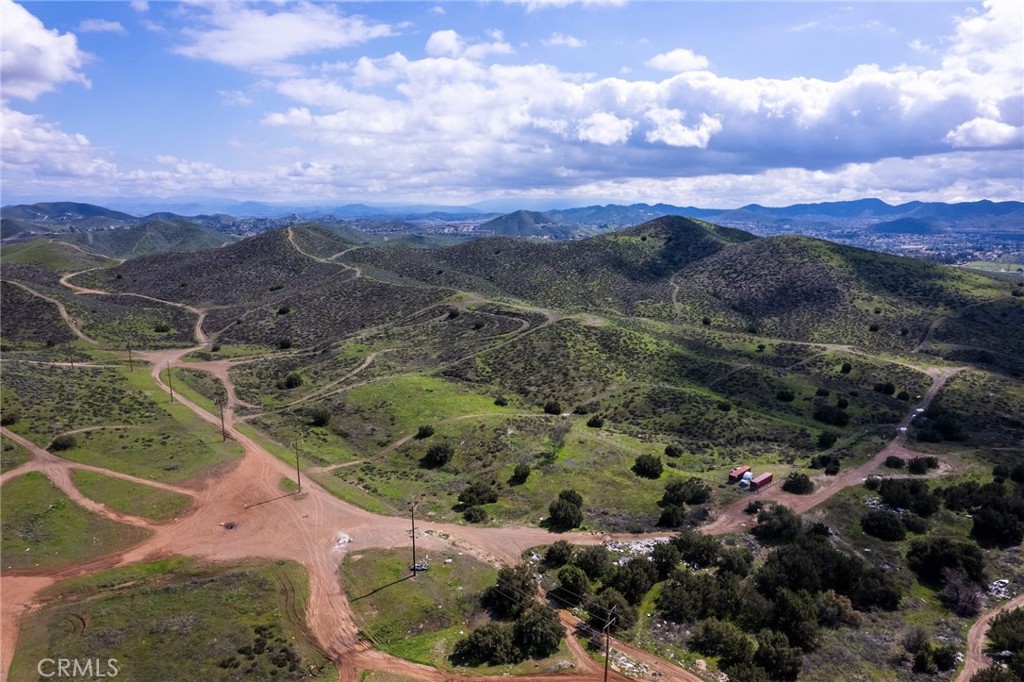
xmin=728 ymin=466 xmax=751 ymax=484
xmin=750 ymin=472 xmax=773 ymax=491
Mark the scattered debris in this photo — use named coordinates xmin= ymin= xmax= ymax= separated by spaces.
xmin=220 ymin=521 xmax=236 ymax=530
xmin=604 ymin=537 xmax=671 ymax=564
xmin=988 ymin=579 xmax=1011 ymax=599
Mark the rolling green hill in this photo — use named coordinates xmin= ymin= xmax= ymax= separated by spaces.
xmin=56 ymin=219 xmax=233 ymax=258
xmin=1 ymin=239 xmax=114 ymax=271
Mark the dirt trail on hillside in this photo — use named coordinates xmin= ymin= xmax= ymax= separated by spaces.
xmin=1 ymin=279 xmax=98 ymax=344
xmin=287 ymin=227 xmax=364 ymax=279
xmin=59 ymin=270 xmax=209 ymax=344
xmin=958 ymin=593 xmax=1024 ymax=682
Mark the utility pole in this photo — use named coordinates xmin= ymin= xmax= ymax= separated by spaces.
xmin=218 ymin=400 xmax=226 ymax=441
xmin=293 ymin=438 xmax=302 ymax=492
xmin=66 ymin=340 xmax=74 ymax=369
xmin=166 ymin=362 xmax=175 ymax=402
xmin=603 ymin=605 xmax=617 ymax=682
xmin=410 ymin=499 xmax=419 ymax=578
xmin=126 ymin=343 xmax=134 ymax=372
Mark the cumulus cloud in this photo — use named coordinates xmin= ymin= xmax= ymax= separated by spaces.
xmin=174 ymin=3 xmax=395 ymax=71
xmin=0 ymin=106 xmax=114 ymax=177
xmin=425 ymin=29 xmax=513 ymax=60
xmin=130 ymin=0 xmax=148 ymax=13
xmin=644 ymin=110 xmax=722 ymax=148
xmin=577 ymin=112 xmax=635 ymax=144
xmin=1 ymin=1 xmax=90 ymax=101
xmin=543 ymin=32 xmax=586 ymax=48
xmin=646 ymin=48 xmax=709 ymax=73
xmin=77 ymin=19 xmax=126 ymax=34
xmin=945 ymin=118 xmax=1022 ymax=147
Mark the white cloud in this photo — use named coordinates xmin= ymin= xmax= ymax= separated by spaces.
xmin=174 ymin=3 xmax=395 ymax=71
xmin=77 ymin=19 xmax=126 ymax=34
xmin=646 ymin=48 xmax=709 ymax=73
xmin=945 ymin=118 xmax=1022 ymax=147
xmin=543 ymin=32 xmax=586 ymax=48
xmin=218 ymin=89 xmax=253 ymax=106
xmin=577 ymin=112 xmax=635 ymax=144
xmin=254 ymin=0 xmax=1021 ymax=201
xmin=908 ymin=39 xmax=936 ymax=55
xmin=130 ymin=0 xmax=148 ymax=13
xmin=430 ymin=5 xmax=445 ymax=15
xmin=644 ymin=109 xmax=721 ymax=148
xmin=425 ymin=29 xmax=513 ymax=60
xmin=1 ymin=1 xmax=90 ymax=101
xmin=425 ymin=30 xmax=462 ymax=58
xmin=0 ymin=106 xmax=114 ymax=177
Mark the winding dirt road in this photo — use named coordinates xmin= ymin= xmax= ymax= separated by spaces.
xmin=958 ymin=593 xmax=1024 ymax=682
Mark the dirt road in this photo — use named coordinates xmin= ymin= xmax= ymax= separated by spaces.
xmin=958 ymin=593 xmax=1024 ymax=682
xmin=704 ymin=365 xmax=965 ymax=534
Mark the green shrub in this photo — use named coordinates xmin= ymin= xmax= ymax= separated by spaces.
xmin=782 ymin=473 xmax=814 ymax=495
xmin=422 ymin=443 xmax=454 ymax=468
xmin=50 ymin=434 xmax=77 ymax=451
xmin=633 ymin=454 xmax=663 ymax=479
xmin=463 ymin=506 xmax=488 ymax=523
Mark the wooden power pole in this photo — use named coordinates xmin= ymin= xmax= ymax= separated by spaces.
xmin=410 ymin=500 xmax=419 ymax=578
xmin=166 ymin=362 xmax=175 ymax=402
xmin=126 ymin=343 xmax=134 ymax=372
xmin=604 ymin=605 xmax=617 ymax=682
xmin=293 ymin=439 xmax=302 ymax=492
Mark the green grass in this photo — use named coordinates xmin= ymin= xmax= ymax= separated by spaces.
xmin=0 ymin=239 xmax=113 ymax=271
xmin=8 ymin=558 xmax=337 ymax=682
xmin=1 ymin=362 xmax=161 ymax=445
xmin=182 ymin=343 xmax=274 ymax=361
xmin=164 ymin=366 xmax=226 ymax=414
xmin=1 ymin=472 xmax=151 ymax=572
xmin=70 ymin=469 xmax=194 ymax=521
xmin=33 ymin=367 xmax=245 ymax=484
xmin=58 ymin=422 xmax=240 ymax=485
xmin=341 ymin=373 xmax=509 ymax=438
xmin=0 ymin=432 xmax=31 ymax=473
xmin=339 ymin=547 xmax=572 ymax=674
xmin=341 ymin=547 xmax=496 ymax=668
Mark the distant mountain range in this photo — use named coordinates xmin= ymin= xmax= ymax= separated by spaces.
xmin=2 ymin=198 xmax=1021 ymax=246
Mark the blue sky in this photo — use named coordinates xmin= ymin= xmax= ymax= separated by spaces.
xmin=2 ymin=0 xmax=1022 ymax=208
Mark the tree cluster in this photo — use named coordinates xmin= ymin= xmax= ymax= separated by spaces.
xmin=452 ymin=563 xmax=566 ymax=665
xmin=547 ymin=489 xmax=583 ymax=530
xmin=938 ymin=479 xmax=1024 ymax=547
xmin=877 ymin=478 xmax=940 ymax=516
